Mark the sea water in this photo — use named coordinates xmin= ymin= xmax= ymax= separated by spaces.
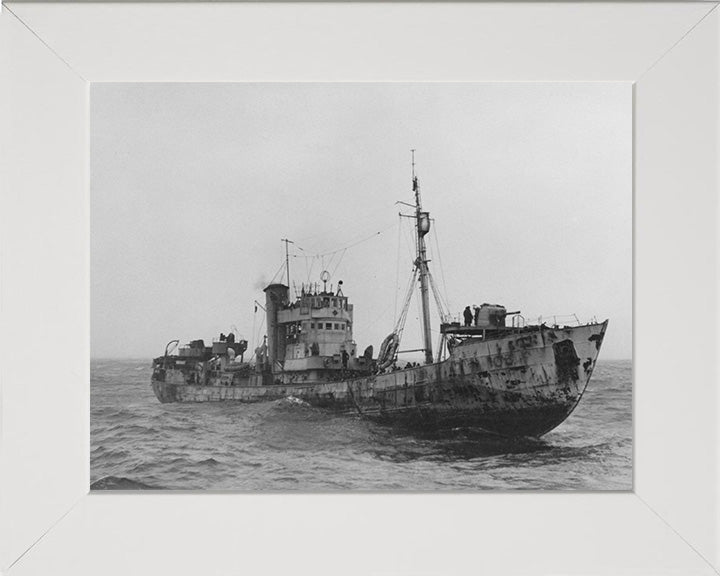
xmin=91 ymin=360 xmax=632 ymax=491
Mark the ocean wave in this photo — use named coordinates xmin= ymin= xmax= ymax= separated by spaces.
xmin=197 ymin=457 xmax=222 ymax=466
xmin=90 ymin=476 xmax=163 ymax=490
xmin=105 ymin=423 xmax=160 ymax=435
xmin=277 ymin=395 xmax=311 ymax=408
xmin=91 ymin=359 xmax=633 ymax=490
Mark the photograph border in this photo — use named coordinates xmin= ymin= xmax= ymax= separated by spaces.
xmin=1 ymin=2 xmax=718 ymax=574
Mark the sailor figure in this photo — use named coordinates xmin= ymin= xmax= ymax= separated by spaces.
xmin=463 ymin=306 xmax=473 ymax=327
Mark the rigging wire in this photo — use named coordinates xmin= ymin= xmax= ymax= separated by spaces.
xmin=292 ymin=202 xmax=397 ymax=247
xmin=321 ymin=254 xmax=328 ymax=277
xmin=393 ymin=266 xmax=419 ymax=340
xmin=291 ymin=221 xmax=398 ymax=289
xmin=399 ymin=216 xmax=417 ymax=265
xmin=307 ymin=255 xmax=317 ymax=286
xmin=252 ymin=305 xmax=258 ymax=347
xmin=432 ymin=220 xmax=452 ymax=313
xmin=394 ymin=213 xmax=402 ymax=322
xmin=422 ymin=231 xmax=451 ymax=319
xmin=268 ymin=260 xmax=287 ymax=285
xmin=427 ymin=268 xmax=451 ymax=323
xmin=361 ymin=300 xmax=398 ymax=344
xmin=329 ymin=248 xmax=347 ymax=280
xmin=253 ymin=311 xmax=266 ymax=352
xmin=414 ymin=277 xmax=424 ymax=352
xmin=295 ymin=221 xmax=398 ymax=260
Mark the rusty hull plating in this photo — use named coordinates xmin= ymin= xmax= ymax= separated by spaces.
xmin=151 ymin=320 xmax=608 ymax=438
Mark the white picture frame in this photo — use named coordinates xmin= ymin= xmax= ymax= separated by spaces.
xmin=1 ymin=2 xmax=718 ymax=575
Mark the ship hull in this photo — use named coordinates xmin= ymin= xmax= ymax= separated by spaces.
xmin=151 ymin=321 xmax=607 ymax=438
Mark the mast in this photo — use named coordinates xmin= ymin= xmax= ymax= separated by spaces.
xmin=412 ymin=150 xmax=434 ymax=365
xmin=281 ymin=238 xmax=293 ymax=287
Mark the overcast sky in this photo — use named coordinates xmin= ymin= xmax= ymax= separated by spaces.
xmin=91 ymin=83 xmax=631 ymax=360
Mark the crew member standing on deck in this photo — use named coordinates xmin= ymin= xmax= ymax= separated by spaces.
xmin=463 ymin=306 xmax=473 ymax=327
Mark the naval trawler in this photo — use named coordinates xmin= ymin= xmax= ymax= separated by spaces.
xmin=151 ymin=158 xmax=607 ymax=438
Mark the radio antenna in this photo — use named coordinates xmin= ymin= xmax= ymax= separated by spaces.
xmin=281 ymin=238 xmax=294 ymax=286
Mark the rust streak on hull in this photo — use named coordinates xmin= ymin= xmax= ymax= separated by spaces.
xmin=151 ymin=321 xmax=608 ymax=438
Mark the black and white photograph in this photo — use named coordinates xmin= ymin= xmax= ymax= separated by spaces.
xmin=90 ymin=82 xmax=631 ymax=491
